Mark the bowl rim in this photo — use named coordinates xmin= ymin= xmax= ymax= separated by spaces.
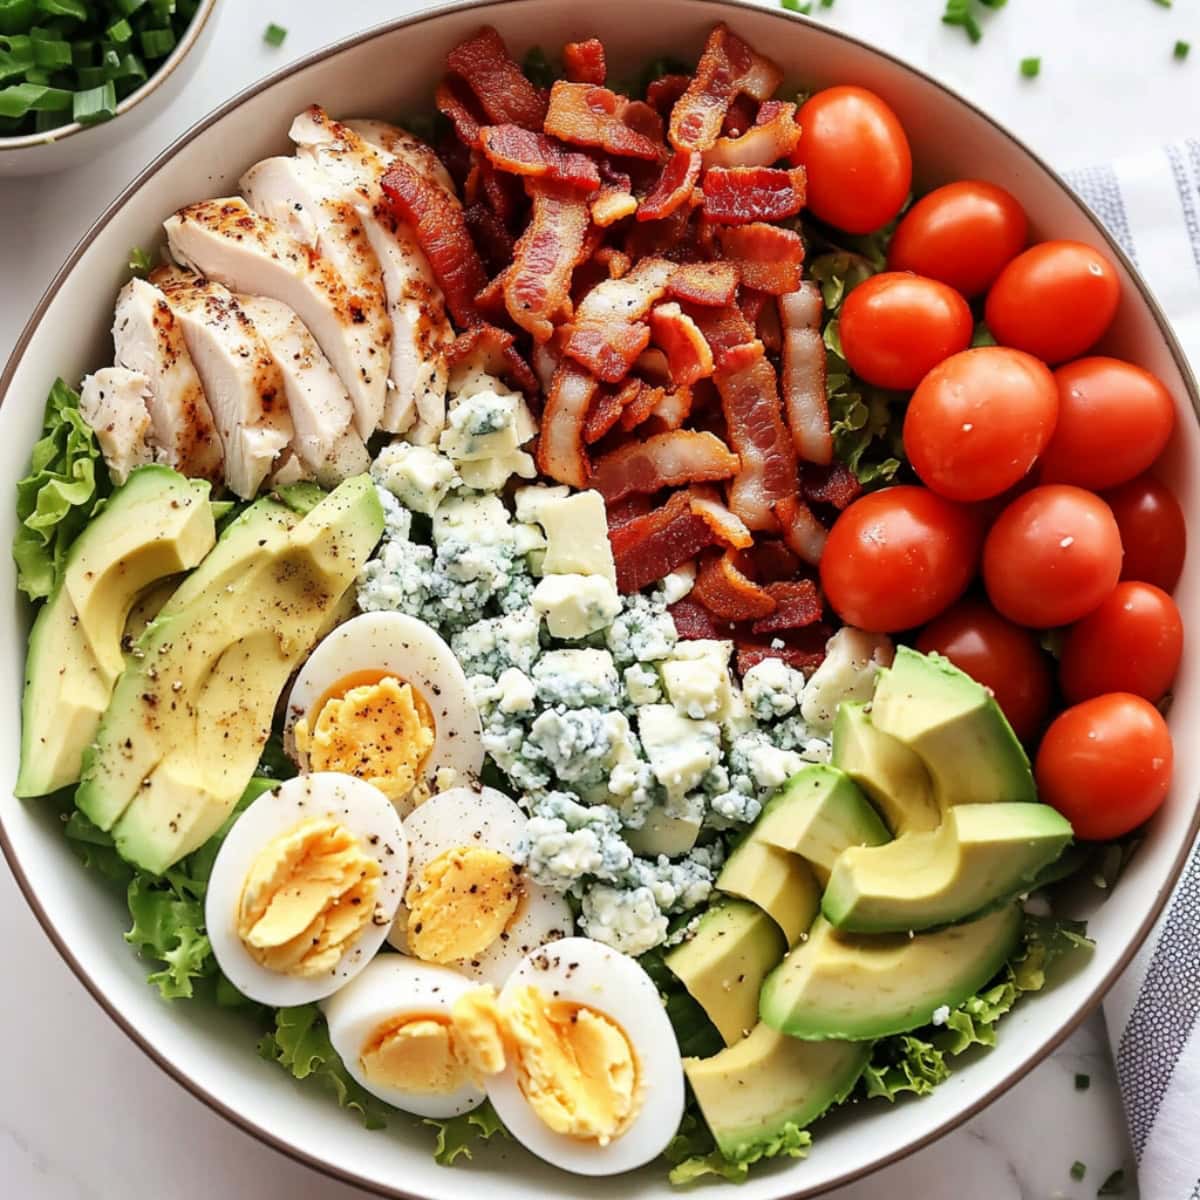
xmin=0 ymin=0 xmax=219 ymax=152
xmin=2 ymin=0 xmax=1198 ymax=1195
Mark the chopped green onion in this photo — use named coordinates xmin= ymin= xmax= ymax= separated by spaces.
xmin=31 ymin=33 xmax=70 ymax=67
xmin=0 ymin=77 xmax=67 ymax=113
xmin=114 ymin=0 xmax=148 ymax=14
xmin=138 ymin=25 xmax=173 ymax=57
xmin=780 ymin=0 xmax=813 ymax=12
xmin=105 ymin=16 xmax=130 ymax=43
xmin=1097 ymin=1169 xmax=1126 ymax=1196
xmin=0 ymin=0 xmax=36 ymax=38
xmin=127 ymin=244 xmax=153 ymax=274
xmin=1070 ymin=1162 xmax=1086 ymax=1181
xmin=1150 ymin=0 xmax=1172 ymax=7
xmin=1175 ymin=39 xmax=1190 ymax=59
xmin=35 ymin=0 xmax=88 ymax=20
xmin=1074 ymin=1072 xmax=1090 ymax=1090
xmin=820 ymin=0 xmax=834 ymax=7
xmin=263 ymin=21 xmax=286 ymax=47
xmin=942 ymin=0 xmax=983 ymax=43
xmin=1020 ymin=56 xmax=1040 ymax=77
xmin=71 ymin=76 xmax=113 ymax=123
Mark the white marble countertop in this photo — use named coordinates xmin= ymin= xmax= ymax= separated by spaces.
xmin=5 ymin=0 xmax=1198 ymax=1196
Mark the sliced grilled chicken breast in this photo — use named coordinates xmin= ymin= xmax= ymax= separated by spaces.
xmin=236 ymin=294 xmax=370 ymax=487
xmin=163 ymin=197 xmax=388 ymax=440
xmin=289 ymin=106 xmax=452 ymax=443
xmin=79 ymin=366 xmax=154 ymax=485
xmin=343 ymin=118 xmax=457 ymax=195
xmin=112 ymin=277 xmax=223 ymax=482
xmin=151 ymin=266 xmax=293 ymax=499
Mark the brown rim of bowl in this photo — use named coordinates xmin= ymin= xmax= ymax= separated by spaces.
xmin=1 ymin=0 xmax=1197 ymax=1196
xmin=0 ymin=0 xmax=219 ymax=152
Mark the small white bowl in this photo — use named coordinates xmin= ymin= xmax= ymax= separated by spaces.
xmin=1 ymin=1 xmax=1198 ymax=1197
xmin=0 ymin=0 xmax=219 ymax=177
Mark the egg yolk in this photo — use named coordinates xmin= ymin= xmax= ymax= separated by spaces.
xmin=237 ymin=815 xmax=380 ymax=977
xmin=406 ymin=847 xmax=521 ymax=964
xmin=295 ymin=675 xmax=435 ymax=804
xmin=359 ymin=1014 xmax=472 ymax=1096
xmin=450 ymin=985 xmax=640 ymax=1146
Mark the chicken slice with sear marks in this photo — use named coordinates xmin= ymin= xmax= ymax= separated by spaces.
xmin=163 ymin=196 xmax=388 ymax=441
xmin=151 ymin=266 xmax=293 ymax=499
xmin=344 ymin=118 xmax=457 ymax=195
xmin=112 ymin=277 xmax=224 ymax=482
xmin=79 ymin=366 xmax=154 ymax=485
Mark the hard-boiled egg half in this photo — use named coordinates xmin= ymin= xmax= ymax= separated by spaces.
xmin=323 ymin=956 xmax=485 ymax=1118
xmin=285 ymin=612 xmax=484 ymax=815
xmin=453 ymin=938 xmax=685 ymax=1175
xmin=206 ymin=773 xmax=407 ymax=1006
xmin=389 ymin=787 xmax=573 ymax=985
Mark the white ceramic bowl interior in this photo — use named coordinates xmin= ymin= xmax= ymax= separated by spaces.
xmin=2 ymin=2 xmax=1197 ymax=1197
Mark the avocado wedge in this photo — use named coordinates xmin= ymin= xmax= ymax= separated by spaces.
xmin=717 ymin=835 xmax=820 ymax=946
xmin=760 ymin=904 xmax=1022 ymax=1040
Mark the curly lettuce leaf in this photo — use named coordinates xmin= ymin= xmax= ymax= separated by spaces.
xmin=424 ymin=1102 xmax=508 ymax=1166
xmin=13 ymin=377 xmax=109 ymax=600
xmin=63 ymin=807 xmax=134 ymax=887
xmin=862 ymin=1034 xmax=951 ymax=1101
xmin=665 ymin=1111 xmax=812 ymax=1186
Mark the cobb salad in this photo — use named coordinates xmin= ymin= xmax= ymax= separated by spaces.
xmin=11 ymin=19 xmax=1186 ymax=1186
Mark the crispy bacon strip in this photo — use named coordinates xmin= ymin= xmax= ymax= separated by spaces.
xmin=464 ymin=202 xmax=515 ymax=273
xmin=584 ymin=378 xmax=642 ymax=444
xmin=648 ymin=384 xmax=694 ymax=431
xmin=479 ymin=125 xmax=601 ymax=190
xmin=671 ymin=596 xmax=730 ymax=639
xmin=537 ymin=360 xmax=596 ymax=487
xmin=505 ymin=181 xmax=590 ymax=341
xmin=446 ymin=324 xmax=539 ymax=396
xmin=619 ymin=382 xmax=665 ymax=432
xmin=804 ymin=462 xmax=863 ymax=510
xmin=751 ymin=579 xmax=822 ymax=634
xmin=564 ymin=38 xmax=606 ymax=85
xmin=380 ymin=161 xmax=487 ymax=328
xmin=685 ymin=303 xmax=756 ymax=364
xmin=474 ymin=269 xmax=509 ymax=321
xmin=744 ymin=539 xmax=800 ymax=583
xmin=591 ymin=430 xmax=739 ymax=503
xmin=576 ymin=256 xmax=675 ymax=323
xmin=688 ymin=484 xmax=754 ymax=549
xmin=562 ymin=321 xmax=650 ymax=383
xmin=435 ymin=76 xmax=485 ymax=149
xmin=638 ymin=150 xmax=702 ymax=222
xmin=669 ymin=24 xmax=783 ymax=151
xmin=592 ymin=187 xmax=638 ymax=226
xmin=694 ymin=551 xmax=777 ymax=619
xmin=668 ymin=261 xmax=740 ymax=307
xmin=721 ymin=96 xmax=757 ymax=139
xmin=718 ymin=224 xmax=804 ymax=294
xmin=607 ymin=492 xmax=653 ymax=528
xmin=545 ymin=81 xmax=664 ymax=161
xmin=446 ymin=26 xmax=548 ymax=129
xmin=780 ymin=282 xmax=832 ymax=465
xmin=610 ymin=489 xmax=721 ymax=593
xmin=703 ymin=165 xmax=807 ymax=224
xmin=704 ymin=100 xmax=801 ymax=169
xmin=594 ymin=246 xmax=632 ymax=278
xmin=775 ymin=495 xmax=829 ymax=566
xmin=649 ymin=302 xmax=715 ymax=387
xmin=646 ymin=73 xmax=691 ymax=116
xmin=715 ymin=340 xmax=800 ymax=531
xmin=736 ymin=630 xmax=830 ymax=675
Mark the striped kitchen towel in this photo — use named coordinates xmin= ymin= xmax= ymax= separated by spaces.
xmin=1067 ymin=141 xmax=1200 ymax=1200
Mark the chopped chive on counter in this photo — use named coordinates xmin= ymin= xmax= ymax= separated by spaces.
xmin=1075 ymin=1072 xmax=1091 ymax=1090
xmin=942 ymin=0 xmax=984 ymax=44
xmin=1070 ymin=1162 xmax=1086 ymax=1181
xmin=1175 ymin=40 xmax=1190 ymax=60
xmin=263 ymin=22 xmax=286 ymax=47
xmin=1150 ymin=0 xmax=1172 ymax=7
xmin=1097 ymin=1168 xmax=1126 ymax=1196
xmin=1020 ymin=56 xmax=1041 ymax=77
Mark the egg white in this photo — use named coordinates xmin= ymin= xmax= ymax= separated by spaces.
xmin=284 ymin=612 xmax=484 ymax=810
xmin=484 ymin=937 xmax=686 ymax=1176
xmin=322 ymin=955 xmax=486 ymax=1118
xmin=205 ymin=772 xmax=408 ymax=1007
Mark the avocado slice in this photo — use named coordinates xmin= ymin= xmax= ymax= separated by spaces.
xmin=871 ymin=646 xmax=1035 ymax=807
xmin=76 ymin=475 xmax=383 ymax=873
xmin=665 ymin=899 xmax=785 ymax=1046
xmin=16 ymin=466 xmax=216 ymax=798
xmin=717 ymin=836 xmax=819 ymax=946
xmin=753 ymin=765 xmax=890 ymax=882
xmin=684 ymin=1025 xmax=870 ymax=1160
xmin=760 ymin=903 xmax=1022 ymax=1040
xmin=822 ymin=802 xmax=1072 ymax=933
xmin=832 ymin=702 xmax=939 ymax=835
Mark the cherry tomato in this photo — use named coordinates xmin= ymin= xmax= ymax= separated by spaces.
xmin=1059 ymin=582 xmax=1183 ymax=704
xmin=1035 ymin=693 xmax=1172 ymax=840
xmin=838 ymin=272 xmax=973 ymax=391
xmin=985 ymin=240 xmax=1120 ymax=364
xmin=888 ymin=180 xmax=1028 ymax=297
xmin=982 ymin=485 xmax=1123 ymax=628
xmin=795 ymin=86 xmax=912 ymax=234
xmin=1104 ymin=475 xmax=1187 ymax=592
xmin=1038 ymin=357 xmax=1176 ymax=490
xmin=903 ymin=346 xmax=1058 ymax=502
xmin=916 ymin=599 xmax=1053 ymax=740
xmin=820 ymin=486 xmax=981 ymax=632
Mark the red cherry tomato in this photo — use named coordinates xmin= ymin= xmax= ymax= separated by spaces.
xmin=903 ymin=347 xmax=1058 ymax=502
xmin=888 ymin=180 xmax=1028 ymax=297
xmin=982 ymin=485 xmax=1123 ymax=628
xmin=795 ymin=86 xmax=912 ymax=234
xmin=1036 ymin=693 xmax=1173 ymax=840
xmin=1059 ymin=582 xmax=1183 ymax=704
xmin=1104 ymin=475 xmax=1187 ymax=592
xmin=1039 ymin=357 xmax=1176 ymax=490
xmin=985 ymin=240 xmax=1120 ymax=364
xmin=820 ymin=486 xmax=981 ymax=633
xmin=838 ymin=272 xmax=973 ymax=391
xmin=916 ymin=599 xmax=1053 ymax=740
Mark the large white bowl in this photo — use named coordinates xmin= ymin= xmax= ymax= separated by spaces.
xmin=2 ymin=2 xmax=1197 ymax=1196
